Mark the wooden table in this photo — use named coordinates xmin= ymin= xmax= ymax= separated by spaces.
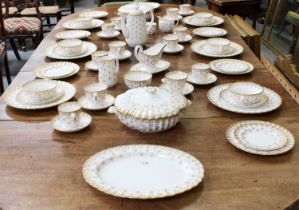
xmin=205 ymin=0 xmax=260 ymax=28
xmin=0 ymin=4 xmax=299 ymax=210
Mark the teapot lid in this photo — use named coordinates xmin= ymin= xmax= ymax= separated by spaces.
xmin=114 ymin=86 xmax=190 ymax=119
xmin=118 ymin=3 xmax=152 ymax=15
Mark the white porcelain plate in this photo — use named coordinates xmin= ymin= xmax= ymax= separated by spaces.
xmin=178 ymin=34 xmax=192 ymax=43
xmin=191 ymin=40 xmax=244 ymax=58
xmin=83 ymin=144 xmax=204 ymax=199
xmin=46 ymin=42 xmax=97 ymax=60
xmin=96 ymin=30 xmax=120 ymax=38
xmin=209 ymin=59 xmax=254 ymax=75
xmin=193 ymin=27 xmax=227 ymax=38
xmin=178 ymin=10 xmax=195 ymax=16
xmin=63 ymin=19 xmax=104 ymax=30
xmin=207 ymin=83 xmax=282 ymax=114
xmin=130 ymin=60 xmax=170 ymax=74
xmin=79 ymin=11 xmax=108 ymax=19
xmin=183 ymin=15 xmax=224 ymax=27
xmin=53 ymin=112 xmax=92 ymax=132
xmin=226 ymin=120 xmax=295 ymax=155
xmin=187 ymin=73 xmax=217 ymax=85
xmin=34 ymin=62 xmax=80 ymax=79
xmin=163 ymin=44 xmax=184 ymax=54
xmin=2 ymin=81 xmax=76 ymax=110
xmin=55 ymin=30 xmax=91 ymax=40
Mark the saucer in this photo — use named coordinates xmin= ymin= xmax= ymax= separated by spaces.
xmin=178 ymin=10 xmax=195 ymax=16
xmin=63 ymin=19 xmax=104 ymax=30
xmin=46 ymin=42 xmax=97 ymax=60
xmin=109 ymin=50 xmax=132 ymax=61
xmin=207 ymin=83 xmax=282 ymax=114
xmin=79 ymin=11 xmax=108 ymax=19
xmin=209 ymin=59 xmax=254 ymax=75
xmin=191 ymin=40 xmax=244 ymax=58
xmin=178 ymin=34 xmax=192 ymax=43
xmin=160 ymin=79 xmax=194 ymax=95
xmin=35 ymin=62 xmax=80 ymax=79
xmin=3 ymin=81 xmax=76 ymax=110
xmin=97 ymin=30 xmax=120 ymax=38
xmin=55 ymin=30 xmax=91 ymax=40
xmin=187 ymin=73 xmax=217 ymax=85
xmin=163 ymin=44 xmax=184 ymax=54
xmin=130 ymin=60 xmax=170 ymax=74
xmin=78 ymin=94 xmax=115 ymax=111
xmin=85 ymin=61 xmax=98 ymax=71
xmin=183 ymin=15 xmax=224 ymax=27
xmin=193 ymin=27 xmax=228 ymax=38
xmin=53 ymin=112 xmax=92 ymax=132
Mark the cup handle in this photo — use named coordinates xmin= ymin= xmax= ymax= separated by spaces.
xmin=174 ymin=20 xmax=179 ymax=26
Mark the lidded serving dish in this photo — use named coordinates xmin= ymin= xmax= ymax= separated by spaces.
xmin=108 ymin=86 xmax=191 ymax=132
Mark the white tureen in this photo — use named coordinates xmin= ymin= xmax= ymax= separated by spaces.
xmin=108 ymin=86 xmax=191 ymax=133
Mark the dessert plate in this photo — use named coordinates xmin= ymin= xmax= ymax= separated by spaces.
xmin=78 ymin=94 xmax=115 ymax=111
xmin=79 ymin=11 xmax=108 ymax=19
xmin=63 ymin=19 xmax=104 ymax=30
xmin=96 ymin=31 xmax=120 ymax=38
xmin=178 ymin=10 xmax=195 ymax=16
xmin=46 ymin=42 xmax=97 ymax=60
xmin=82 ymin=144 xmax=204 ymax=199
xmin=109 ymin=50 xmax=132 ymax=61
xmin=226 ymin=121 xmax=295 ymax=155
xmin=2 ymin=81 xmax=76 ymax=110
xmin=178 ymin=34 xmax=192 ymax=43
xmin=207 ymin=83 xmax=282 ymax=114
xmin=130 ymin=60 xmax=170 ymax=74
xmin=55 ymin=30 xmax=91 ymax=40
xmin=187 ymin=73 xmax=217 ymax=85
xmin=209 ymin=59 xmax=254 ymax=75
xmin=183 ymin=15 xmax=224 ymax=27
xmin=191 ymin=40 xmax=244 ymax=58
xmin=193 ymin=27 xmax=227 ymax=38
xmin=163 ymin=44 xmax=184 ymax=53
xmin=34 ymin=62 xmax=80 ymax=79
xmin=53 ymin=112 xmax=92 ymax=132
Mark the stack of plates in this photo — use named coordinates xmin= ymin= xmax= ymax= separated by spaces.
xmin=34 ymin=62 xmax=80 ymax=79
xmin=55 ymin=30 xmax=91 ymax=40
xmin=183 ymin=15 xmax=224 ymax=27
xmin=193 ymin=27 xmax=227 ymax=38
xmin=207 ymin=83 xmax=282 ymax=114
xmin=226 ymin=120 xmax=295 ymax=155
xmin=209 ymin=59 xmax=254 ymax=75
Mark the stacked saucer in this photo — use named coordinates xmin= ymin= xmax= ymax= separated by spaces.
xmin=3 ymin=79 xmax=76 ymax=110
xmin=108 ymin=41 xmax=131 ymax=60
xmin=209 ymin=59 xmax=254 ymax=75
xmin=160 ymin=71 xmax=194 ymax=95
xmin=53 ymin=101 xmax=92 ymax=132
xmin=34 ymin=62 xmax=80 ymax=79
xmin=46 ymin=39 xmax=97 ymax=60
xmin=226 ymin=120 xmax=295 ymax=155
xmin=208 ymin=82 xmax=282 ymax=114
xmin=187 ymin=63 xmax=217 ymax=85
xmin=63 ymin=17 xmax=104 ymax=30
xmin=78 ymin=83 xmax=114 ymax=111
xmin=183 ymin=12 xmax=224 ymax=27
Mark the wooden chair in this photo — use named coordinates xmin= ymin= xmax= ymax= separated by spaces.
xmin=2 ymin=0 xmax=43 ymax=55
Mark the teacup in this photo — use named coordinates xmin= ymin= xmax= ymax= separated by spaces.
xmin=91 ymin=51 xmax=108 ymax=64
xmin=58 ymin=102 xmax=82 ymax=126
xmin=146 ymin=22 xmax=157 ymax=35
xmin=124 ymin=71 xmax=152 ymax=89
xmin=108 ymin=41 xmax=126 ymax=58
xmin=227 ymin=82 xmax=265 ymax=106
xmin=192 ymin=12 xmax=213 ymax=24
xmin=111 ymin=17 xmax=121 ymax=30
xmin=22 ymin=79 xmax=57 ymax=103
xmin=163 ymin=71 xmax=187 ymax=93
xmin=205 ymin=38 xmax=231 ymax=54
xmin=158 ymin=16 xmax=179 ymax=32
xmin=163 ymin=34 xmax=179 ymax=51
xmin=190 ymin=63 xmax=210 ymax=81
xmin=173 ymin=26 xmax=187 ymax=40
xmin=72 ymin=17 xmax=94 ymax=28
xmin=179 ymin=4 xmax=191 ymax=14
xmin=97 ymin=55 xmax=119 ymax=88
xmin=54 ymin=39 xmax=83 ymax=56
xmin=101 ymin=23 xmax=115 ymax=35
xmin=84 ymin=83 xmax=107 ymax=105
xmin=166 ymin=8 xmax=179 ymax=20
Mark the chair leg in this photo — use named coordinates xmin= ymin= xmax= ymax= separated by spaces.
xmin=4 ymin=52 xmax=11 ymax=84
xmin=9 ymin=39 xmax=21 ymax=60
xmin=0 ymin=60 xmax=4 ymax=94
xmin=57 ymin=12 xmax=62 ymax=22
xmin=46 ymin=16 xmax=51 ymax=25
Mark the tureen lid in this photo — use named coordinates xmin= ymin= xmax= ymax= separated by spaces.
xmin=114 ymin=86 xmax=191 ymax=119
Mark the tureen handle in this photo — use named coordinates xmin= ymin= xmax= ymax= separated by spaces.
xmin=146 ymin=10 xmax=154 ymax=34
xmin=134 ymin=45 xmax=143 ymax=63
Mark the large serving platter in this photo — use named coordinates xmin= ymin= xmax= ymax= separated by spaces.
xmin=207 ymin=83 xmax=282 ymax=114
xmin=2 ymin=81 xmax=76 ymax=110
xmin=63 ymin=19 xmax=104 ymax=30
xmin=46 ymin=42 xmax=97 ymax=60
xmin=183 ymin=15 xmax=224 ymax=27
xmin=209 ymin=59 xmax=254 ymax=75
xmin=226 ymin=121 xmax=295 ymax=155
xmin=83 ymin=144 xmax=204 ymax=199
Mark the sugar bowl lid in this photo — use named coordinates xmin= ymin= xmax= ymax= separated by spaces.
xmin=114 ymin=86 xmax=191 ymax=119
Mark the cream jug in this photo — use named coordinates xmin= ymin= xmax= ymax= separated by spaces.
xmin=134 ymin=43 xmax=166 ymax=68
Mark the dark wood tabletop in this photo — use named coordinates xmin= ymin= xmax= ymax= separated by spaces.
xmin=0 ymin=4 xmax=298 ymax=210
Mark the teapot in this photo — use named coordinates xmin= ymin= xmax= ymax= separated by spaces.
xmin=134 ymin=43 xmax=166 ymax=68
xmin=120 ymin=4 xmax=154 ymax=47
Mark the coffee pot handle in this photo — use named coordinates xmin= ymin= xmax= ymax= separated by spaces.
xmin=134 ymin=45 xmax=143 ymax=63
xmin=146 ymin=10 xmax=155 ymax=33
